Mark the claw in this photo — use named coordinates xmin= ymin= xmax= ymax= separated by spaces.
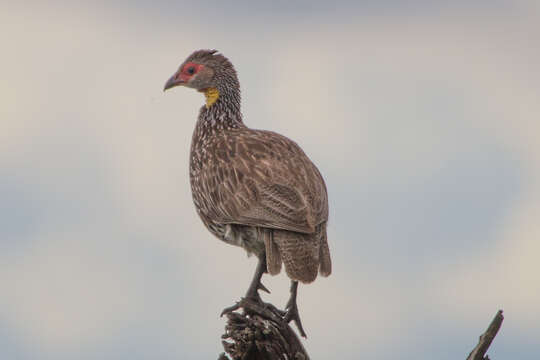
xmin=283 ymin=281 xmax=307 ymax=338
xmin=258 ymin=282 xmax=271 ymax=294
xmin=284 ymin=300 xmax=307 ymax=337
xmin=220 ymin=302 xmax=241 ymax=317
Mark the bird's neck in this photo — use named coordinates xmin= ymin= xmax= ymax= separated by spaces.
xmin=200 ymin=84 xmax=242 ymax=112
xmin=193 ymin=87 xmax=244 ymax=143
xmin=202 ymin=87 xmax=220 ymax=108
xmin=198 ymin=85 xmax=243 ymax=125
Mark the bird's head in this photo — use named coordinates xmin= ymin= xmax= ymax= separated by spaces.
xmin=164 ymin=49 xmax=239 ymax=108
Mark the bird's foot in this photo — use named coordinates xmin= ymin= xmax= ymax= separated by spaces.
xmin=221 ymin=280 xmax=273 ymax=317
xmin=220 ymin=302 xmax=242 ymax=317
xmin=283 ymin=281 xmax=307 ymax=337
xmin=246 ymin=280 xmax=271 ymax=301
xmin=221 ymin=280 xmax=287 ymax=320
xmin=284 ymin=298 xmax=307 ymax=338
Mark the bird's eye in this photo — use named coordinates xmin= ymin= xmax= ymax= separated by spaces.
xmin=181 ymin=62 xmax=201 ymax=77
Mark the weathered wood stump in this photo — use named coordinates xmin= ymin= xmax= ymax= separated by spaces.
xmin=218 ymin=298 xmax=309 ymax=360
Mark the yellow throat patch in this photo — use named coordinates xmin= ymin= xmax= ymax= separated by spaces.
xmin=203 ymin=87 xmax=220 ymax=108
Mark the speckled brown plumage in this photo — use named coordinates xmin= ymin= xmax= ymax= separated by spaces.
xmin=164 ymin=50 xmax=331 ymax=335
xmin=191 ymin=123 xmax=331 ymax=282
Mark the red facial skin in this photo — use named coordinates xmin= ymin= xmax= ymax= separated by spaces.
xmin=177 ymin=62 xmax=204 ymax=83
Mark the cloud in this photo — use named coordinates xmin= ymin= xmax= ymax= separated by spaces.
xmin=1 ymin=2 xmax=539 ymax=359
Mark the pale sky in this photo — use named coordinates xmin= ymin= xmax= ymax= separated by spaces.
xmin=1 ymin=1 xmax=540 ymax=359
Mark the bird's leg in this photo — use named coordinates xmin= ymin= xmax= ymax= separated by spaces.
xmin=284 ymin=280 xmax=307 ymax=338
xmin=244 ymin=256 xmax=270 ymax=301
xmin=221 ymin=256 xmax=272 ymax=316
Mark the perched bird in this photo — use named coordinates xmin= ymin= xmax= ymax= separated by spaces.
xmin=164 ymin=49 xmax=331 ymax=336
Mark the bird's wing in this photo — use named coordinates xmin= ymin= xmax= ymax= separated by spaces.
xmin=197 ymin=130 xmax=328 ymax=234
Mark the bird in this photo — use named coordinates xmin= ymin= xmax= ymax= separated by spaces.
xmin=163 ymin=49 xmax=331 ymax=337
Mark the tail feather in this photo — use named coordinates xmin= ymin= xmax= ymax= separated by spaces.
xmin=262 ymin=228 xmax=282 ymax=275
xmin=273 ymin=229 xmax=320 ymax=283
xmin=318 ymin=227 xmax=332 ymax=277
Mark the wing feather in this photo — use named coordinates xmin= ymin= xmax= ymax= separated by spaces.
xmin=196 ymin=129 xmax=328 ymax=234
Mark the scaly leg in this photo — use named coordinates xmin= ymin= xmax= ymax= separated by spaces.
xmin=244 ymin=256 xmax=270 ymax=301
xmin=284 ymin=280 xmax=307 ymax=337
xmin=221 ymin=256 xmax=271 ymax=316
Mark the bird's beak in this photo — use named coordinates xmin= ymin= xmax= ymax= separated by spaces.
xmin=163 ymin=73 xmax=184 ymax=91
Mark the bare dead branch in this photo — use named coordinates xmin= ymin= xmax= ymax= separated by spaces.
xmin=467 ymin=310 xmax=504 ymax=360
